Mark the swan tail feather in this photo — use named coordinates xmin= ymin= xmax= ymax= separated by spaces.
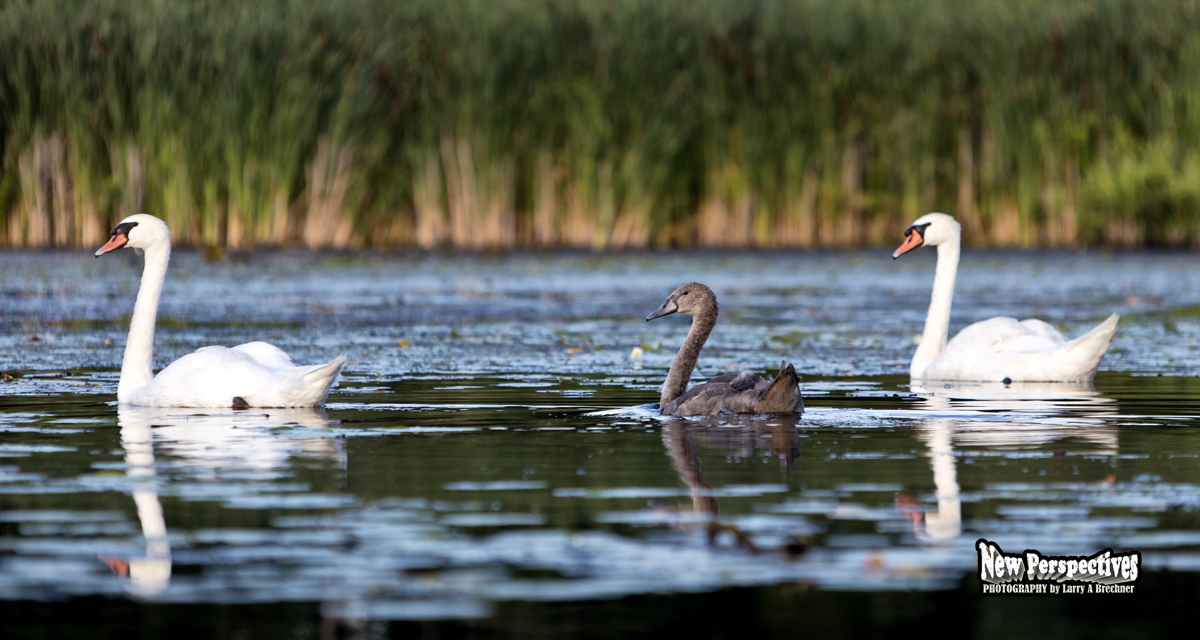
xmin=1065 ymin=313 xmax=1119 ymax=377
xmin=247 ymin=354 xmax=348 ymax=407
xmin=300 ymin=354 xmax=349 ymax=404
xmin=759 ymin=361 xmax=803 ymax=414
xmin=303 ymin=354 xmax=348 ymax=385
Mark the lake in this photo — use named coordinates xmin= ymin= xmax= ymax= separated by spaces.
xmin=2 ymin=248 xmax=1199 ymax=637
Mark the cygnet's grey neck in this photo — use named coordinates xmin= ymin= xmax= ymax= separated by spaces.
xmin=661 ymin=305 xmax=717 ymax=407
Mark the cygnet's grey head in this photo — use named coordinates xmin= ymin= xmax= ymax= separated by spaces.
xmin=646 ymin=283 xmax=717 ymax=321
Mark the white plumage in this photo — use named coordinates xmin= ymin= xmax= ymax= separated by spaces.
xmin=96 ymin=214 xmax=347 ymax=407
xmin=893 ymin=212 xmax=1118 ymax=382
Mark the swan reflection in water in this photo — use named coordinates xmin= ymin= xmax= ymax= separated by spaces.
xmin=909 ymin=380 xmax=1116 ymax=416
xmin=661 ymin=417 xmax=803 ymax=551
xmin=909 ymin=380 xmax=1118 ymax=451
xmin=101 ymin=406 xmax=344 ymax=596
xmin=898 ymin=381 xmax=1119 ymax=541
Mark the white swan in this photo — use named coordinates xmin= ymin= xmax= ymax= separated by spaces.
xmin=95 ymin=214 xmax=347 ymax=407
xmin=892 ymin=212 xmax=1118 ymax=382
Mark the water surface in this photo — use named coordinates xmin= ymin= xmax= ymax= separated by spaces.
xmin=2 ymin=249 xmax=1199 ymax=636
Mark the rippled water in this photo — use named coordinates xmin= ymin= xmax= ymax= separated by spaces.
xmin=2 ymin=249 xmax=1200 ymax=636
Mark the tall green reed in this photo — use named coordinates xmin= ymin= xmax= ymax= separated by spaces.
xmin=2 ymin=0 xmax=1200 ymax=249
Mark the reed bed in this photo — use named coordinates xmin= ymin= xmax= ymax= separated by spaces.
xmin=2 ymin=0 xmax=1200 ymax=249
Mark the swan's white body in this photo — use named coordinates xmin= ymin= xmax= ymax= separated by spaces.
xmin=894 ymin=212 xmax=1118 ymax=383
xmin=121 ymin=342 xmax=347 ymax=408
xmin=97 ymin=214 xmax=347 ymax=408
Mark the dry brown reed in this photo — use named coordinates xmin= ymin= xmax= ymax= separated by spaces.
xmin=3 ymin=0 xmax=1200 ymax=250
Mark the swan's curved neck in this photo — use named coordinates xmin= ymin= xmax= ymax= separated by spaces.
xmin=119 ymin=244 xmax=169 ymax=401
xmin=912 ymin=238 xmax=960 ymax=377
xmin=661 ymin=307 xmax=716 ymax=406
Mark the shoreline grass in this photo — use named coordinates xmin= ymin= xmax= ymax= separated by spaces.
xmin=2 ymin=0 xmax=1200 ymax=249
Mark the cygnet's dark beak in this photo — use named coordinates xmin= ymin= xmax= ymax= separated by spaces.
xmin=646 ymin=298 xmax=678 ymax=321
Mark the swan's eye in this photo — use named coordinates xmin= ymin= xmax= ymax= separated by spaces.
xmin=908 ymin=222 xmax=930 ymax=238
xmin=110 ymin=221 xmax=139 ymax=236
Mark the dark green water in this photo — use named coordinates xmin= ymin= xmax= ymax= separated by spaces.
xmin=2 ymin=249 xmax=1199 ymax=637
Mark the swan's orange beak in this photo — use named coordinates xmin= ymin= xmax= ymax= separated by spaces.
xmin=99 ymin=554 xmax=130 ymax=578
xmin=96 ymin=220 xmax=139 ymax=257
xmin=95 ymin=233 xmax=129 ymax=257
xmin=892 ymin=229 xmax=924 ymax=259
